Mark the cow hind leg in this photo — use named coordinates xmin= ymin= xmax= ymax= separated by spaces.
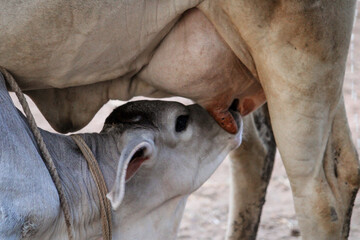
xmin=324 ymin=98 xmax=360 ymax=239
xmin=236 ymin=1 xmax=360 ymax=238
xmin=227 ymin=104 xmax=276 ymax=240
xmin=256 ymin=46 xmax=359 ymax=240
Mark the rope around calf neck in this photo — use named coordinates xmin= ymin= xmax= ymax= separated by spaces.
xmin=0 ymin=67 xmax=74 ymax=240
xmin=71 ymin=134 xmax=112 ymax=240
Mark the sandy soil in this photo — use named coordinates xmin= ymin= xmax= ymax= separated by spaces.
xmin=10 ymin=3 xmax=360 ymax=240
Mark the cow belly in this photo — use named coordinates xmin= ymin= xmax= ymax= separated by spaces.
xmin=2 ymin=2 xmax=265 ymax=133
xmin=0 ymin=0 xmax=202 ymax=90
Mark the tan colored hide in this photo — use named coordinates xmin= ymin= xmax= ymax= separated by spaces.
xmin=198 ymin=0 xmax=360 ymax=239
xmin=0 ymin=0 xmax=202 ymax=89
xmin=0 ymin=0 xmax=200 ymax=132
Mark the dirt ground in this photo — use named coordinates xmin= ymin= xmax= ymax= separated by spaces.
xmin=10 ymin=3 xmax=360 ymax=240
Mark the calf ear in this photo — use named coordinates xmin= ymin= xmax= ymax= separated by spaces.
xmin=106 ymin=138 xmax=155 ymax=210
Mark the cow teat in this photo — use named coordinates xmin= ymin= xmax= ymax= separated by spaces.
xmin=201 ymin=86 xmax=265 ymax=134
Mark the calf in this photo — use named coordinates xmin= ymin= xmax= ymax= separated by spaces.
xmin=0 ymin=74 xmax=242 ymax=240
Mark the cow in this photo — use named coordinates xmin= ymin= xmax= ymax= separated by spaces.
xmin=0 ymin=73 xmax=243 ymax=239
xmin=1 ymin=1 xmax=359 ymax=239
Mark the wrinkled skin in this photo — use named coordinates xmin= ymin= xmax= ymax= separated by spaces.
xmin=1 ymin=0 xmax=359 ymax=239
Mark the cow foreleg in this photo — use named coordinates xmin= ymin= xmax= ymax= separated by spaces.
xmin=266 ymin=91 xmax=359 ymax=239
xmin=227 ymin=104 xmax=276 ymax=240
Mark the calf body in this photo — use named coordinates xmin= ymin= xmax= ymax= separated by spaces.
xmin=0 ymin=74 xmax=242 ymax=239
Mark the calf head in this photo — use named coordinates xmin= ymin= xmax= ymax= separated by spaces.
xmin=101 ymin=100 xmax=242 ymax=239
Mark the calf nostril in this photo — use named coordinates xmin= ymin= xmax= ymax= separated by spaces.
xmin=230 ymin=99 xmax=239 ymax=111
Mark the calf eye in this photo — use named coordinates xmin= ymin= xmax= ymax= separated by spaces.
xmin=175 ymin=115 xmax=189 ymax=132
